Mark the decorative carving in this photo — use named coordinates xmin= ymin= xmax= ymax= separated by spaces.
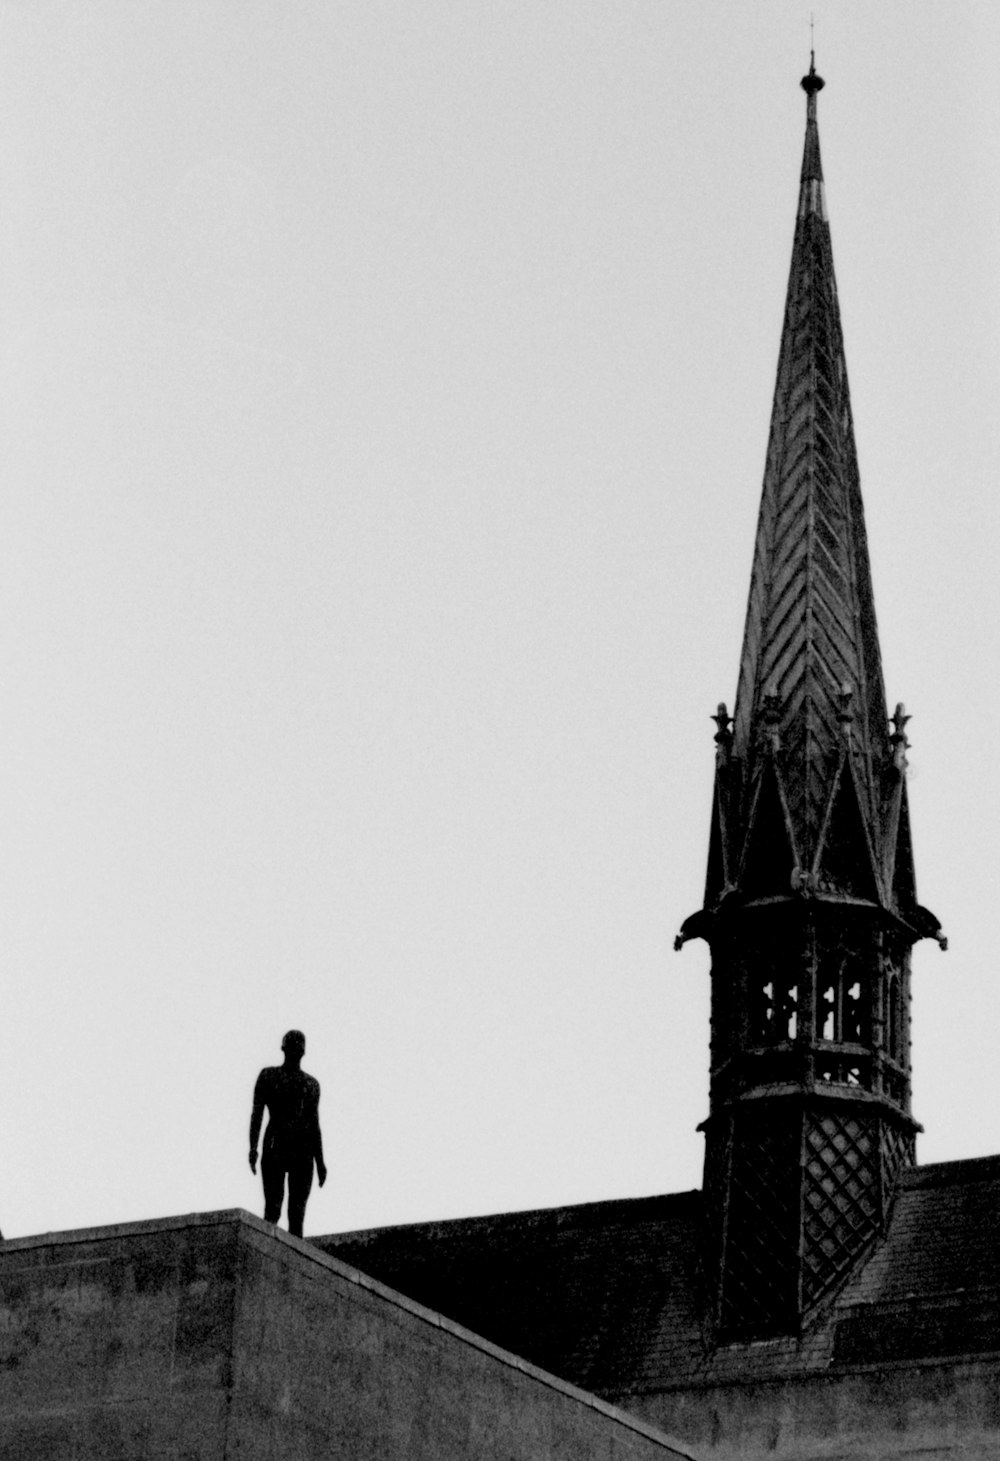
xmin=677 ymin=68 xmax=939 ymax=1343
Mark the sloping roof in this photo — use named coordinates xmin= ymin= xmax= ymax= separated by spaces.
xmin=678 ymin=65 xmax=940 ymax=944
xmin=831 ymin=1155 xmax=1000 ymax=1367
xmin=731 ymin=63 xmax=888 ymax=871
xmin=318 ymin=1192 xmax=711 ymax=1395
xmin=315 ymin=1156 xmax=1000 ymax=1399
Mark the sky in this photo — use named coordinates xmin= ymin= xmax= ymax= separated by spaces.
xmin=2 ymin=2 xmax=1000 ymax=1241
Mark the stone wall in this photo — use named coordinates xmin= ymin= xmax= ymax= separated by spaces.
xmin=624 ymin=1360 xmax=1000 ymax=1461
xmin=0 ymin=1210 xmax=697 ymax=1460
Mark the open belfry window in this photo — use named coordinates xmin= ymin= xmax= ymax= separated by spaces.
xmin=811 ymin=927 xmax=872 ymax=1087
xmin=749 ymin=948 xmax=797 ymax=1045
xmin=819 ymin=948 xmax=869 ymax=1045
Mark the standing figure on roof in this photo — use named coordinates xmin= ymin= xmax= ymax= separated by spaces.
xmin=249 ymin=1029 xmax=327 ymax=1238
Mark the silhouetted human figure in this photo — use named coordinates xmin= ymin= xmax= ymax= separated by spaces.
xmin=249 ymin=1029 xmax=327 ymax=1238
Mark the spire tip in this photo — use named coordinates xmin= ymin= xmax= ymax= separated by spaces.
xmin=801 ymin=54 xmax=825 ymax=97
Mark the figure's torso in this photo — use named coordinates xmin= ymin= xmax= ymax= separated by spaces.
xmin=257 ymin=1066 xmax=320 ymax=1153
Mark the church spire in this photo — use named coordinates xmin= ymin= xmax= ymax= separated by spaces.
xmin=731 ymin=56 xmax=888 ymax=889
xmin=677 ymin=66 xmax=943 ymax=1342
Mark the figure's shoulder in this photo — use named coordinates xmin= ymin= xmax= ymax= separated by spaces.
xmin=255 ymin=1065 xmax=281 ymax=1086
xmin=301 ymin=1070 xmax=320 ymax=1096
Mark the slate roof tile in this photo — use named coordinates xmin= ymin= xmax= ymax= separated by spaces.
xmin=315 ymin=1157 xmax=1000 ymax=1398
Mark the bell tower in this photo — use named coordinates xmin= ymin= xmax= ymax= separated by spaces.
xmin=676 ymin=63 xmax=945 ymax=1340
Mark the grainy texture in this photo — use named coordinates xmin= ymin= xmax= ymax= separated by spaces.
xmin=0 ymin=1209 xmax=697 ymax=1460
xmin=672 ymin=66 xmax=937 ymax=1345
xmin=731 ymin=74 xmax=888 ymax=854
xmin=319 ymin=1156 xmax=1000 ymax=1458
xmin=319 ymin=1192 xmax=710 ymax=1394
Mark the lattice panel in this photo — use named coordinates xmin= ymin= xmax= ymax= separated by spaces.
xmin=719 ymin=1112 xmax=800 ymax=1335
xmin=701 ymin=1117 xmax=732 ymax=1320
xmin=881 ymin=1120 xmax=915 ymax=1206
xmin=802 ymin=1110 xmax=878 ymax=1308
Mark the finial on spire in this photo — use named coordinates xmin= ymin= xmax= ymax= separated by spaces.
xmin=712 ymin=702 xmax=734 ymax=764
xmin=890 ymin=703 xmax=911 ymax=771
xmin=798 ymin=49 xmax=827 ymax=204
xmin=711 ymin=703 xmax=733 ymax=740
xmin=801 ymin=55 xmax=825 ymax=98
xmin=802 ymin=14 xmax=824 ymax=96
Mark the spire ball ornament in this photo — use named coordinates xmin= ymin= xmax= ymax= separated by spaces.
xmin=801 ymin=55 xmax=825 ymax=96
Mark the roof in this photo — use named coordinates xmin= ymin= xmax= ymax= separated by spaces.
xmin=732 ymin=62 xmax=888 ymax=862
xmin=315 ymin=1155 xmax=1000 ymax=1398
xmin=318 ymin=1192 xmax=710 ymax=1395
xmin=680 ymin=64 xmax=940 ymax=945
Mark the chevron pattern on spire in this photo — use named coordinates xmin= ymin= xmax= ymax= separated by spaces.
xmin=678 ymin=63 xmax=944 ymax=1348
xmin=732 ymin=72 xmax=888 ymax=873
xmin=672 ymin=69 xmax=945 ymax=947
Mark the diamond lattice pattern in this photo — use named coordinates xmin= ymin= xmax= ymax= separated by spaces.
xmin=721 ymin=1112 xmax=800 ymax=1334
xmin=881 ymin=1120 xmax=915 ymax=1206
xmin=802 ymin=1111 xmax=879 ymax=1307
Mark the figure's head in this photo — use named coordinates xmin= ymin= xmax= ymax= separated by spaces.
xmin=281 ymin=1029 xmax=306 ymax=1059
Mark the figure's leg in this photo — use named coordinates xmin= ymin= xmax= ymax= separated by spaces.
xmin=261 ymin=1149 xmax=286 ymax=1225
xmin=286 ymin=1156 xmax=314 ymax=1237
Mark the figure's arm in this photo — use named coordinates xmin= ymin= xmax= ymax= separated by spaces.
xmin=249 ymin=1072 xmax=267 ymax=1173
xmin=312 ymin=1080 xmax=327 ymax=1187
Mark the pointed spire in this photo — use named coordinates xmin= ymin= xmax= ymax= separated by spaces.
xmin=678 ymin=63 xmax=942 ymax=1345
xmin=732 ymin=64 xmax=889 ymax=878
xmin=799 ymin=55 xmax=826 ymax=216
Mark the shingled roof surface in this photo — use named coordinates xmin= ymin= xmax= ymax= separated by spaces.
xmin=315 ymin=1156 xmax=1000 ymax=1398
xmin=318 ymin=1192 xmax=710 ymax=1394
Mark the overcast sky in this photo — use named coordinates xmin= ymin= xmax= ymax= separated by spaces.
xmin=2 ymin=2 xmax=999 ymax=1241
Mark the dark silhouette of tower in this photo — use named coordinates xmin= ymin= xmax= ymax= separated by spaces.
xmin=675 ymin=61 xmax=945 ymax=1340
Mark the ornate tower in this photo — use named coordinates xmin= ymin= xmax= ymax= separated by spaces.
xmin=676 ymin=63 xmax=945 ymax=1340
